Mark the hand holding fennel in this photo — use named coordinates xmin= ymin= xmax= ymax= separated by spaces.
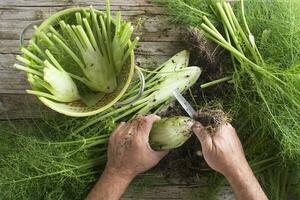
xmin=84 ymin=115 xmax=266 ymax=200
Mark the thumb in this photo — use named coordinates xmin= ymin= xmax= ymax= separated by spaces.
xmin=192 ymin=122 xmax=212 ymax=147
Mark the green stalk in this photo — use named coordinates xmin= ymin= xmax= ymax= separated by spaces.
xmin=21 ymin=48 xmax=43 ymax=65
xmin=225 ymin=2 xmax=262 ymax=64
xmin=14 ymin=64 xmax=43 ymax=76
xmin=105 ymin=0 xmax=112 ymax=49
xmin=35 ymin=135 xmax=108 ymax=145
xmin=29 ymin=40 xmax=47 ymax=58
xmin=119 ymin=23 xmax=133 ymax=46
xmin=114 ymin=102 xmax=148 ymax=121
xmin=16 ymin=55 xmax=30 ymax=65
xmin=75 ymin=12 xmax=82 ymax=26
xmin=26 ymin=90 xmax=61 ymax=101
xmin=99 ymin=15 xmax=113 ymax=65
xmin=90 ymin=8 xmax=107 ymax=57
xmin=44 ymin=50 xmax=64 ymax=71
xmin=30 ymin=75 xmax=53 ymax=92
xmin=48 ymin=26 xmax=64 ymax=41
xmin=115 ymin=11 xmax=121 ymax=35
xmin=70 ymin=25 xmax=86 ymax=49
xmin=73 ymin=97 xmax=148 ymax=134
xmin=50 ymin=34 xmax=85 ymax=70
xmin=201 ymin=23 xmax=288 ymax=84
xmin=68 ymin=73 xmax=90 ymax=86
xmin=121 ymin=37 xmax=139 ymax=66
xmin=200 ymin=76 xmax=232 ymax=89
xmin=178 ymin=0 xmax=211 ymax=17
xmin=82 ymin=18 xmax=99 ymax=51
xmin=36 ymin=30 xmax=54 ymax=46
xmin=76 ymin=25 xmax=94 ymax=50
xmin=216 ymin=3 xmax=244 ymax=53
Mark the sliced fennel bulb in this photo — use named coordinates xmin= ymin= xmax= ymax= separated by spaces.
xmin=137 ymin=66 xmax=201 ymax=115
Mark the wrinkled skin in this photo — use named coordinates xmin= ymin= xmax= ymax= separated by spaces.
xmin=86 ymin=115 xmax=168 ymax=200
xmin=192 ymin=122 xmax=268 ymax=200
xmin=106 ymin=114 xmax=169 ymax=180
xmin=192 ymin=122 xmax=246 ymax=177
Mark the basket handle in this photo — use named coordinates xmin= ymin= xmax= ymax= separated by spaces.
xmin=114 ymin=66 xmax=145 ymax=107
xmin=20 ymin=20 xmax=44 ymax=46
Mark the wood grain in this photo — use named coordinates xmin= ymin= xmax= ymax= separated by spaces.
xmin=0 ymin=0 xmax=155 ymax=7
xmin=0 ymin=40 xmax=183 ymax=55
xmin=0 ymin=12 xmax=184 ymax=41
xmin=0 ymin=94 xmax=54 ymax=119
xmin=123 ymin=185 xmax=234 ymax=200
xmin=122 ymin=173 xmax=234 ymax=200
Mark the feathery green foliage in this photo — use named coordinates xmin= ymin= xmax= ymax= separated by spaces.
xmin=158 ymin=0 xmax=300 ymax=163
xmin=157 ymin=0 xmax=300 ymax=198
xmin=0 ymin=119 xmax=109 ymax=200
xmin=235 ymin=0 xmax=300 ymax=67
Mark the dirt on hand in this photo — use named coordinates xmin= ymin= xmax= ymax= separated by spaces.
xmin=195 ymin=109 xmax=230 ymax=134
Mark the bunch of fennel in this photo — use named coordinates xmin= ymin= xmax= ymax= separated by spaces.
xmin=15 ymin=1 xmax=138 ymax=104
xmin=0 ymin=51 xmax=201 ymax=200
xmin=159 ymin=0 xmax=300 ymax=164
xmin=158 ymin=0 xmax=300 ymax=199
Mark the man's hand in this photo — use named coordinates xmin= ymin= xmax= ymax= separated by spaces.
xmin=86 ymin=115 xmax=168 ymax=200
xmin=192 ymin=122 xmax=268 ymax=200
xmin=105 ymin=114 xmax=168 ymax=181
xmin=192 ymin=122 xmax=247 ymax=178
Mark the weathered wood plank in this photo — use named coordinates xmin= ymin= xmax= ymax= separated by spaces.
xmin=123 ymin=185 xmax=234 ymax=200
xmin=0 ymin=15 xmax=182 ymax=42
xmin=0 ymin=94 xmax=53 ymax=119
xmin=0 ymin=6 xmax=164 ymax=20
xmin=0 ymin=0 xmax=156 ymax=7
xmin=0 ymin=40 xmax=183 ymax=55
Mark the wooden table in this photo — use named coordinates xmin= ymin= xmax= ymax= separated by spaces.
xmin=0 ymin=0 xmax=234 ymax=199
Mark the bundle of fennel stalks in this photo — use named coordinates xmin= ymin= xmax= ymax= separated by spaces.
xmin=15 ymin=2 xmax=138 ymax=104
xmin=158 ymin=0 xmax=300 ymax=199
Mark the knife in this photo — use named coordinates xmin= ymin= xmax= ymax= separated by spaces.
xmin=173 ymin=88 xmax=196 ymax=118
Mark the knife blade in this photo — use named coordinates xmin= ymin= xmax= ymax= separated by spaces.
xmin=173 ymin=88 xmax=196 ymax=118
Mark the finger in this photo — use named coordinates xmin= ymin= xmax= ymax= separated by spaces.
xmin=111 ymin=122 xmax=126 ymax=137
xmin=192 ymin=121 xmax=212 ymax=148
xmin=141 ymin=114 xmax=161 ymax=138
xmin=109 ymin=122 xmax=126 ymax=145
xmin=145 ymin=114 xmax=161 ymax=123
